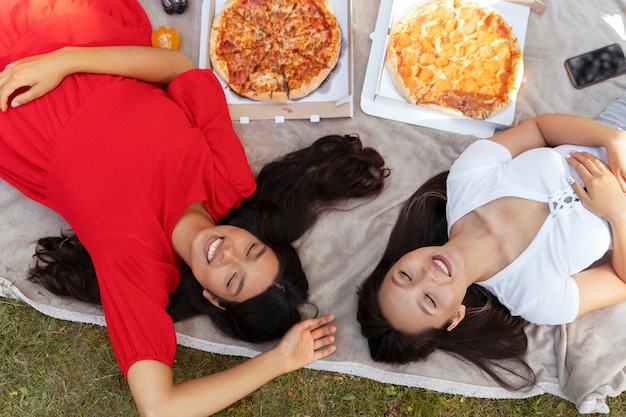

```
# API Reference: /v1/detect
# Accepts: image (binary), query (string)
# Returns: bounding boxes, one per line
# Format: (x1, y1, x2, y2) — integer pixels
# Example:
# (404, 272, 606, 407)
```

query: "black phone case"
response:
(564, 43, 626, 89)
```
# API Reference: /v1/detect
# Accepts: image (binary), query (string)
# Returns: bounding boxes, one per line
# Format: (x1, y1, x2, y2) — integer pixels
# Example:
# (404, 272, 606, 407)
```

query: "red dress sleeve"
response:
(166, 69, 256, 220)
(94, 247, 180, 377)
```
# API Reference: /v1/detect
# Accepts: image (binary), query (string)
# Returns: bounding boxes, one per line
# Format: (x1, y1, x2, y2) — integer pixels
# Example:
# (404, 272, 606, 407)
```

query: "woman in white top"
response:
(357, 93, 626, 388)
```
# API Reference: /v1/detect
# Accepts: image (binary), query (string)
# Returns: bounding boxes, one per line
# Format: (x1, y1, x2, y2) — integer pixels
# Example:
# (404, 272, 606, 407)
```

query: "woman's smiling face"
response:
(189, 225, 279, 305)
(377, 246, 467, 335)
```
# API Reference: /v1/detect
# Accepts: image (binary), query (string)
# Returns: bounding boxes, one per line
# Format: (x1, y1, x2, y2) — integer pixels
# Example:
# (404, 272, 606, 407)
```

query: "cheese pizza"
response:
(386, 0, 523, 120)
(209, 0, 341, 102)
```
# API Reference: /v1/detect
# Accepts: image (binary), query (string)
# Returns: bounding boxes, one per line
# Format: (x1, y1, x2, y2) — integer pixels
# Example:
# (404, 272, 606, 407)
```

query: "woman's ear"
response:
(446, 304, 466, 331)
(203, 289, 226, 310)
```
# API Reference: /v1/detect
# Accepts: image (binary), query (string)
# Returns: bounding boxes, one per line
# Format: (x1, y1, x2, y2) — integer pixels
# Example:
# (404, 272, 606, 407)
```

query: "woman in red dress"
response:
(0, 0, 388, 415)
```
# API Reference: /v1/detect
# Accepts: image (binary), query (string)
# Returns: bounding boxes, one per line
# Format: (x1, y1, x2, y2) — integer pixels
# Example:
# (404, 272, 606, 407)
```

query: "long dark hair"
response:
(356, 171, 534, 390)
(29, 134, 389, 343)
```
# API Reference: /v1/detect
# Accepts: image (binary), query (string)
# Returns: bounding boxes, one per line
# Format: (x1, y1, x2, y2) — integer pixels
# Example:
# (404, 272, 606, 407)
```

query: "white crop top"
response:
(446, 140, 611, 325)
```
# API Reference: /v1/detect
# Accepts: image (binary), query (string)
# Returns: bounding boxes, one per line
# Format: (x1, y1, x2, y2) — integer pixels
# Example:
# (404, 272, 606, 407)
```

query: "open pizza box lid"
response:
(198, 0, 353, 123)
(361, 0, 531, 138)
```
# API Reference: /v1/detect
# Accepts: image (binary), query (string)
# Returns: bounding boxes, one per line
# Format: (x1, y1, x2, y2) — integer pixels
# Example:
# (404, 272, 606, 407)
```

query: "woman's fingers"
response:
(311, 323, 336, 343)
(568, 151, 609, 178)
(274, 313, 337, 372)
(313, 313, 335, 327)
(0, 69, 15, 111)
(0, 65, 32, 111)
(295, 314, 334, 336)
(310, 315, 336, 358)
(0, 53, 66, 111)
(9, 85, 36, 108)
(313, 334, 336, 352)
(313, 339, 337, 360)
(567, 151, 626, 220)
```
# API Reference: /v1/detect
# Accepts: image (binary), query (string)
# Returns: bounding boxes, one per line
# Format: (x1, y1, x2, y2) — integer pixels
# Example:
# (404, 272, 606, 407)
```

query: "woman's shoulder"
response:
(480, 267, 580, 326)
(450, 139, 512, 177)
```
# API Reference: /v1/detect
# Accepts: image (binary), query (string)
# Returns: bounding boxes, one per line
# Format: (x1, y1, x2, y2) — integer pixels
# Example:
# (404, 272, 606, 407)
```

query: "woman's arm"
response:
(127, 315, 336, 417)
(490, 114, 626, 158)
(0, 46, 195, 111)
(490, 114, 626, 190)
(569, 151, 626, 278)
(568, 151, 626, 316)
(574, 263, 626, 317)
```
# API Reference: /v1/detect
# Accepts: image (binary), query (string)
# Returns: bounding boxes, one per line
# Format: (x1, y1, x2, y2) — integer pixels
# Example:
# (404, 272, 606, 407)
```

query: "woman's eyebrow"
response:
(255, 246, 267, 260)
(391, 274, 432, 316)
(234, 246, 268, 296)
(235, 278, 244, 296)
(391, 275, 404, 287)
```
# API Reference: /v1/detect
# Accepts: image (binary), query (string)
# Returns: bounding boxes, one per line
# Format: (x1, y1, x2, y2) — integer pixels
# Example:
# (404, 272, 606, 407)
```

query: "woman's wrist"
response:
(54, 46, 85, 77)
(262, 346, 293, 376)
(603, 127, 626, 151)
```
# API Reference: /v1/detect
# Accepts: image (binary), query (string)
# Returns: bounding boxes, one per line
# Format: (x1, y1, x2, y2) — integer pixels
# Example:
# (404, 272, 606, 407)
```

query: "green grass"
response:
(1, 298, 622, 416)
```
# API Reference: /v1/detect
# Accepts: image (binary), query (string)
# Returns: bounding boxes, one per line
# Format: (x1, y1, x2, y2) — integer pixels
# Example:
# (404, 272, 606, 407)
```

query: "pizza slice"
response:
(279, 0, 341, 49)
(281, 50, 330, 99)
(278, 0, 341, 70)
(279, 29, 340, 69)
(229, 0, 275, 37)
(210, 1, 271, 53)
(266, 0, 299, 32)
(211, 40, 272, 94)
(239, 44, 288, 101)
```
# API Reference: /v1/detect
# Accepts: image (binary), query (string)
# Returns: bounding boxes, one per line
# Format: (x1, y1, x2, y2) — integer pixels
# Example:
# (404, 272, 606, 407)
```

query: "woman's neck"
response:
(171, 201, 216, 264)
(448, 209, 515, 284)
(449, 197, 550, 283)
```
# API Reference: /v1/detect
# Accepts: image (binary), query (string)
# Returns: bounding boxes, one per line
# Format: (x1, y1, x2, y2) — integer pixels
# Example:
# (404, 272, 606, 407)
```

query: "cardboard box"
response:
(198, 0, 353, 123)
(361, 0, 530, 138)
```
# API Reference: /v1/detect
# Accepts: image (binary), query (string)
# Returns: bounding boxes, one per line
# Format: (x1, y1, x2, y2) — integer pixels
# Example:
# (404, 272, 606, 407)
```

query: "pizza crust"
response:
(385, 0, 523, 120)
(209, 0, 342, 102)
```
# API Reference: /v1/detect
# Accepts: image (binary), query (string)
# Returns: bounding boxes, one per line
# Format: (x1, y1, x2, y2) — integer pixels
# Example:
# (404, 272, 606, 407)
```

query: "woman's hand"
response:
(272, 314, 336, 374)
(570, 150, 626, 312)
(567, 151, 626, 223)
(0, 49, 68, 111)
(128, 314, 336, 417)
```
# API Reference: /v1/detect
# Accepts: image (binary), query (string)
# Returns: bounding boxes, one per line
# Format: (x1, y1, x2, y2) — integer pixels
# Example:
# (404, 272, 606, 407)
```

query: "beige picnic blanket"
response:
(3, 0, 626, 413)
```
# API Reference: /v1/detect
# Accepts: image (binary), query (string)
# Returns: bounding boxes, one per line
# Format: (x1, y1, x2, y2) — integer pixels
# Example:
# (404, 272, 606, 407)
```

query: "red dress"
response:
(1, 0, 256, 376)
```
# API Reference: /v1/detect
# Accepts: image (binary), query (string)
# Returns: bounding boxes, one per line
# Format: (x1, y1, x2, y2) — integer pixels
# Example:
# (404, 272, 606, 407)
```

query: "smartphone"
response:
(564, 43, 626, 88)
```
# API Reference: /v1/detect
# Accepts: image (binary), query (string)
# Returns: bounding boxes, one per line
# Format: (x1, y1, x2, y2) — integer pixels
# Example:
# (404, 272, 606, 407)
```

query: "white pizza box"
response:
(361, 0, 530, 138)
(199, 0, 353, 123)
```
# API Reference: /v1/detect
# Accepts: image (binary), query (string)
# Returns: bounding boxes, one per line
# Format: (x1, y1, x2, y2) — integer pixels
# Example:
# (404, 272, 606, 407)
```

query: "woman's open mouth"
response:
(206, 238, 223, 263)
(433, 256, 451, 276)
